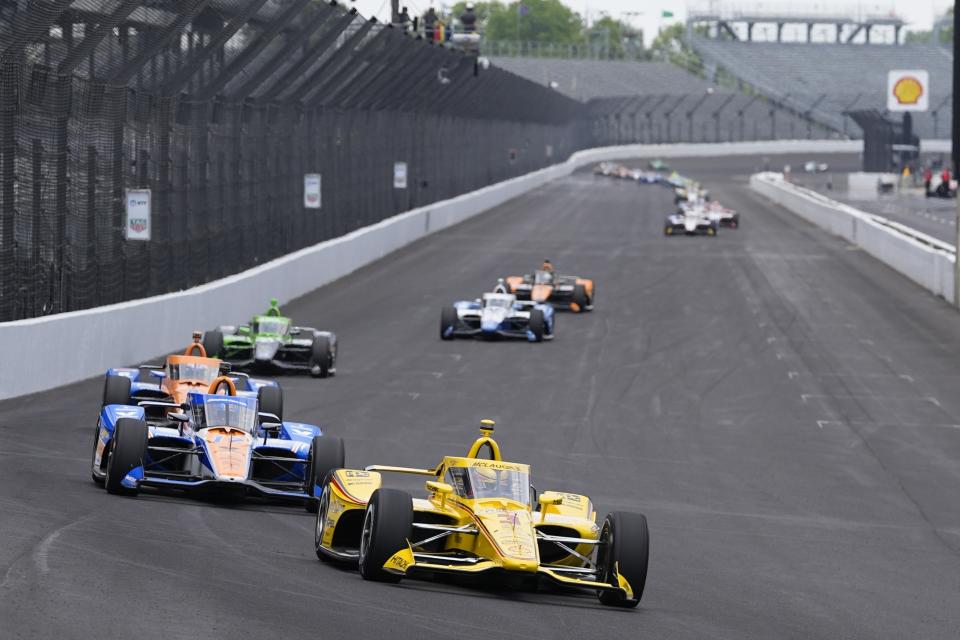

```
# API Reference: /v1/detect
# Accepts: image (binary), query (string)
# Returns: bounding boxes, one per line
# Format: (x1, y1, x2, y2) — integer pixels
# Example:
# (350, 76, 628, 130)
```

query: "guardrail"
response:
(750, 171, 955, 304)
(0, 139, 869, 400)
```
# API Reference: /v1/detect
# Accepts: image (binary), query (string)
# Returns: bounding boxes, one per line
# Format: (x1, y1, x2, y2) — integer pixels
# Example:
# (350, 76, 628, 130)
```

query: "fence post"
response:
(0, 60, 17, 320)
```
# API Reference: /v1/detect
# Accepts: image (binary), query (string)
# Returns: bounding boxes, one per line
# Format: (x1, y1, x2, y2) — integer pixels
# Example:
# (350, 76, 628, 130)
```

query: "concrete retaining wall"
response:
(750, 172, 955, 305)
(0, 139, 886, 399)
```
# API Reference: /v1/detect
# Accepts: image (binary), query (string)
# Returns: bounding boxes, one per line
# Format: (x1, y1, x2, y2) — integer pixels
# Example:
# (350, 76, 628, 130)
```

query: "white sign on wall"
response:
(304, 173, 322, 209)
(125, 189, 151, 241)
(393, 162, 408, 189)
(887, 70, 929, 112)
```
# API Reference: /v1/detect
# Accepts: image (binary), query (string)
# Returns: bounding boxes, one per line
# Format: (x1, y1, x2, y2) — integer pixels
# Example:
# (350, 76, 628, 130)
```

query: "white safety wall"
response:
(0, 139, 872, 399)
(750, 172, 955, 305)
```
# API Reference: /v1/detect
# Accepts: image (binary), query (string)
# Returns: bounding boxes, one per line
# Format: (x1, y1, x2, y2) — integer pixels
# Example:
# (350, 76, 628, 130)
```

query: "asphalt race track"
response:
(4, 153, 960, 639)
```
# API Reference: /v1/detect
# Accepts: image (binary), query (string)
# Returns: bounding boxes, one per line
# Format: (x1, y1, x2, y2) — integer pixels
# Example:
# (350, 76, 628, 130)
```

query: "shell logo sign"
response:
(887, 70, 929, 112)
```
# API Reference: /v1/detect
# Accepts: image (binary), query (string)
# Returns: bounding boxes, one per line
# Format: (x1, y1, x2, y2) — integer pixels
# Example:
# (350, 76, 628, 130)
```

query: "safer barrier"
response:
(750, 172, 955, 304)
(0, 139, 874, 399)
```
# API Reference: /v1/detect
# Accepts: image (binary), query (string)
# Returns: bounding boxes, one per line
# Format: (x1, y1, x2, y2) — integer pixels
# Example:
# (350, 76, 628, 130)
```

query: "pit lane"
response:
(2, 152, 960, 639)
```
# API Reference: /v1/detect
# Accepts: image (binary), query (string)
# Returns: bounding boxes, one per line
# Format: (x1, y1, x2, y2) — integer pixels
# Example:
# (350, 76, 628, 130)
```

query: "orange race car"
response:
(504, 260, 595, 312)
(100, 332, 284, 423)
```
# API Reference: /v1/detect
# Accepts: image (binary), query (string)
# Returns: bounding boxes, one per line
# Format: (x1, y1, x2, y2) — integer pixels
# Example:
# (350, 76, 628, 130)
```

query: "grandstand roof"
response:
(490, 58, 714, 101)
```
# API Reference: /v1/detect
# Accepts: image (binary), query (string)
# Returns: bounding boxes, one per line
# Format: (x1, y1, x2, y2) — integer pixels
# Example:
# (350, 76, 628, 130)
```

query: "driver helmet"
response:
(474, 467, 498, 492)
(493, 278, 508, 294)
(465, 2, 474, 9)
(266, 298, 282, 317)
(541, 259, 554, 271)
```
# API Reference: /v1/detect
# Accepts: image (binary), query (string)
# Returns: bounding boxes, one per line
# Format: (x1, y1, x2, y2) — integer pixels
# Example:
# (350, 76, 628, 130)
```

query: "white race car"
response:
(704, 201, 740, 229)
(440, 291, 555, 342)
(664, 205, 718, 236)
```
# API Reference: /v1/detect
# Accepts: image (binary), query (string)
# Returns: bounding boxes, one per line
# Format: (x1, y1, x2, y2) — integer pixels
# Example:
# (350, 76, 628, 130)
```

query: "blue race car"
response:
(440, 290, 555, 342)
(91, 375, 343, 510)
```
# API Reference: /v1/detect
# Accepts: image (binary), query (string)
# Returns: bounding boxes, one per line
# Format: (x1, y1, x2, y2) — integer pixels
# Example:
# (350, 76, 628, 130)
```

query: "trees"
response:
(650, 22, 704, 74)
(485, 0, 584, 44)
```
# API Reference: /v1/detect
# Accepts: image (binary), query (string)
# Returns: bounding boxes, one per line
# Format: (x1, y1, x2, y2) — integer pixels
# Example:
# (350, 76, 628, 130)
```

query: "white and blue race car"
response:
(91, 376, 343, 509)
(440, 291, 555, 342)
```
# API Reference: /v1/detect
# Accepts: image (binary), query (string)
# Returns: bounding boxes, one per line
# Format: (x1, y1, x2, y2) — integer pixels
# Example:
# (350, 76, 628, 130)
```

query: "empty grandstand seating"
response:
(691, 39, 953, 138)
(493, 56, 834, 143)
(490, 58, 714, 100)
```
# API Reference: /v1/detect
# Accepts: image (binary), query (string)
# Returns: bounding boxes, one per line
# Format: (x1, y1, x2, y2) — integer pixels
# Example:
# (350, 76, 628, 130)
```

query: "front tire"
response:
(440, 306, 458, 340)
(305, 436, 344, 513)
(596, 511, 649, 608)
(102, 375, 131, 407)
(358, 488, 413, 583)
(529, 308, 546, 342)
(104, 418, 148, 496)
(310, 335, 333, 378)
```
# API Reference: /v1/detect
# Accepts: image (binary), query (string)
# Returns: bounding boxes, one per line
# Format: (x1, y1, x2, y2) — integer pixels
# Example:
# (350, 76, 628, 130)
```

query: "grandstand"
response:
(489, 59, 713, 101)
(492, 57, 834, 143)
(686, 2, 953, 140)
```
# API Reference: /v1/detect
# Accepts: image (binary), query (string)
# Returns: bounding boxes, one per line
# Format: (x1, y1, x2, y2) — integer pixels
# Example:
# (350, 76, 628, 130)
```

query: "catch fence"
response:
(0, 0, 584, 320)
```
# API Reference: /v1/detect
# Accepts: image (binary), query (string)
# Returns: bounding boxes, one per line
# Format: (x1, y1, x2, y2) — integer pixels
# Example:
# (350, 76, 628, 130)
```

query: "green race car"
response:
(202, 299, 337, 378)
(648, 158, 670, 171)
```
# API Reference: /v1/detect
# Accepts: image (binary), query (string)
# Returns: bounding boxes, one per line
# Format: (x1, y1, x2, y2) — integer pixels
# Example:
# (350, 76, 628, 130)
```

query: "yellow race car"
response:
(312, 421, 649, 608)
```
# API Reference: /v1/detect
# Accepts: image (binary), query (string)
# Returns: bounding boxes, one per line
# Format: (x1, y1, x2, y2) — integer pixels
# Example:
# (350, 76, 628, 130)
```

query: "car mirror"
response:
(538, 493, 563, 507)
(426, 481, 453, 495)
(289, 328, 300, 336)
(261, 422, 282, 432)
(258, 412, 280, 424)
(168, 412, 189, 423)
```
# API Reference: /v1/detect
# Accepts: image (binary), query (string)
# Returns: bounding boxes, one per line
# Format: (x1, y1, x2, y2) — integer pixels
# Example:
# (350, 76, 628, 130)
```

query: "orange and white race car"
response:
(504, 261, 595, 312)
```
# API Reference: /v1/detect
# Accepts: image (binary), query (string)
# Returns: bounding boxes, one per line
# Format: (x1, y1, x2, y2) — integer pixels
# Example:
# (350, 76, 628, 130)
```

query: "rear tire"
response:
(529, 308, 546, 342)
(440, 306, 458, 340)
(572, 284, 588, 312)
(257, 385, 283, 423)
(597, 511, 649, 608)
(305, 436, 345, 513)
(358, 488, 413, 583)
(102, 375, 131, 407)
(310, 335, 333, 378)
(202, 329, 223, 358)
(104, 418, 148, 496)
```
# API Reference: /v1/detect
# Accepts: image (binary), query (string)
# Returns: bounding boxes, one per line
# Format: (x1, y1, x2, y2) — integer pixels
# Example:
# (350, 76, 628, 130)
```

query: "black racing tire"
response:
(305, 436, 345, 513)
(102, 375, 131, 408)
(358, 488, 414, 583)
(664, 226, 673, 236)
(529, 308, 546, 342)
(104, 418, 148, 496)
(597, 511, 649, 608)
(440, 306, 458, 340)
(257, 385, 283, 423)
(730, 214, 740, 229)
(314, 478, 334, 560)
(706, 225, 717, 237)
(572, 284, 588, 312)
(202, 329, 223, 358)
(310, 334, 333, 378)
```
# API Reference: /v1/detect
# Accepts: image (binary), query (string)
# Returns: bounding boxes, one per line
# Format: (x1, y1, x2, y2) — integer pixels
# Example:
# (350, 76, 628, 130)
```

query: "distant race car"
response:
(440, 290, 554, 342)
(92, 374, 344, 506)
(648, 158, 670, 171)
(505, 261, 594, 312)
(312, 420, 650, 608)
(705, 201, 740, 228)
(102, 334, 285, 423)
(665, 206, 718, 236)
(203, 299, 337, 378)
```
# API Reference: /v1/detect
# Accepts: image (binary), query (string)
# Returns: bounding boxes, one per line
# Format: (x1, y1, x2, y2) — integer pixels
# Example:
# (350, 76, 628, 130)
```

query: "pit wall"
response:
(750, 172, 955, 305)
(0, 139, 903, 399)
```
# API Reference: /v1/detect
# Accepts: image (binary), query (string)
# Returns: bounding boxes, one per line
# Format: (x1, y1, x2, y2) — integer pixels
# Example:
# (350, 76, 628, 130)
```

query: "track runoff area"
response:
(3, 152, 960, 639)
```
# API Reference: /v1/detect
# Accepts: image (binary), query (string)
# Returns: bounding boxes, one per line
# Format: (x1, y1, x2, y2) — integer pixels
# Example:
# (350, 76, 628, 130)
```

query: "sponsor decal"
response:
(887, 70, 929, 112)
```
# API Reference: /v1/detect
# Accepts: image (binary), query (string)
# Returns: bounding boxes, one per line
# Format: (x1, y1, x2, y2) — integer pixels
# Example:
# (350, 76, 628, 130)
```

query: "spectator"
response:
(923, 165, 933, 196)
(398, 6, 411, 31)
(423, 7, 438, 41)
(460, 2, 477, 33)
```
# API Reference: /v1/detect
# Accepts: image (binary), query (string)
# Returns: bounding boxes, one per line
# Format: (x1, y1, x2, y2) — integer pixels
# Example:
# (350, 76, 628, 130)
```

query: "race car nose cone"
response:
(254, 338, 280, 361)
